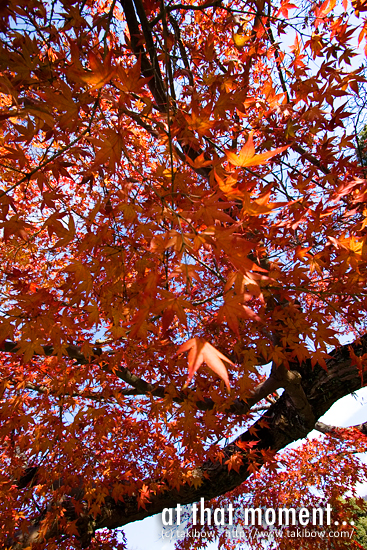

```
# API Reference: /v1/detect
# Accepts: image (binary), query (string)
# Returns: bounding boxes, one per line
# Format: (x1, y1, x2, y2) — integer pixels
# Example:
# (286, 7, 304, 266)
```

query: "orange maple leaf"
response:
(225, 452, 243, 473)
(65, 520, 80, 537)
(242, 190, 286, 216)
(226, 131, 288, 167)
(81, 52, 116, 90)
(176, 337, 233, 390)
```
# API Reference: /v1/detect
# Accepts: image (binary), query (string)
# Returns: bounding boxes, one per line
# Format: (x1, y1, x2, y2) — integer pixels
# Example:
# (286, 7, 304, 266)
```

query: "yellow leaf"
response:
(233, 28, 251, 49)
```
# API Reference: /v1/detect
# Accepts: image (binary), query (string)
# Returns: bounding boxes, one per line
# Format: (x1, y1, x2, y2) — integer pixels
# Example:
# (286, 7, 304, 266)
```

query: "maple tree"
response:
(1, 0, 367, 548)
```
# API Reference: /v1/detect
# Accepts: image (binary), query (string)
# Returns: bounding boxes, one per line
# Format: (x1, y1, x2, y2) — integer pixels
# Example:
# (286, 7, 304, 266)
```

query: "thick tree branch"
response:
(315, 420, 367, 437)
(132, 0, 167, 98)
(274, 363, 315, 430)
(8, 335, 367, 548)
(91, 335, 367, 527)
(119, 0, 167, 109)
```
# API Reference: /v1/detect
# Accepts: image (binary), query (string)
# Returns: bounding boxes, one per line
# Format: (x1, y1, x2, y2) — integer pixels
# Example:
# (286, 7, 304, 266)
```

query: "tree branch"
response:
(119, 0, 167, 110)
(0, 339, 308, 417)
(8, 335, 367, 547)
(315, 420, 367, 437)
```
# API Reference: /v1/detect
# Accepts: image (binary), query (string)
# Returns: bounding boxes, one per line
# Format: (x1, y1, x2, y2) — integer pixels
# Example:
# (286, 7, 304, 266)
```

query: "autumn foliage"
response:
(1, 0, 367, 548)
